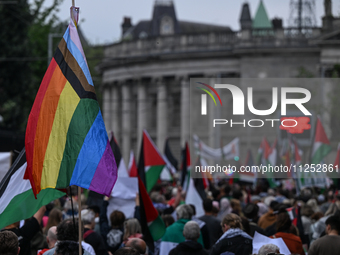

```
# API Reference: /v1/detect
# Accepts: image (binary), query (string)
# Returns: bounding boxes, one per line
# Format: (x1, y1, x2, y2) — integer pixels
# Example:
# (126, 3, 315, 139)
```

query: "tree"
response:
(0, 0, 64, 132)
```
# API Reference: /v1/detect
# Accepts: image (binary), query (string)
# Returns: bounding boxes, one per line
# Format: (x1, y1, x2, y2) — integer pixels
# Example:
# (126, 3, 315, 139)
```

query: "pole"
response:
(78, 186, 82, 255)
(72, 0, 75, 6)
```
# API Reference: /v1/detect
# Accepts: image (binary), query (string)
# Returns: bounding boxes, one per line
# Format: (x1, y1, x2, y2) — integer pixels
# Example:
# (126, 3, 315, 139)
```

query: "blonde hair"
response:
(222, 213, 243, 229)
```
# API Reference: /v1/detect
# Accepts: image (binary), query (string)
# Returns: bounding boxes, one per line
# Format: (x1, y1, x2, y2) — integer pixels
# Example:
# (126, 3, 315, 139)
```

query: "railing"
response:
(103, 27, 321, 59)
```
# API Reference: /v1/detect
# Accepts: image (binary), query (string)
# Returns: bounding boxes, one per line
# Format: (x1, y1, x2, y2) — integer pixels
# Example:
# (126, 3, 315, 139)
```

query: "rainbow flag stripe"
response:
(25, 15, 117, 197)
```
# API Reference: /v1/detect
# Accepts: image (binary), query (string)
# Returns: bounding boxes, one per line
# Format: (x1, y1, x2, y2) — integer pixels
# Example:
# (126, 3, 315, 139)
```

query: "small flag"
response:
(0, 149, 65, 230)
(24, 7, 117, 197)
(311, 117, 331, 164)
(138, 130, 166, 192)
(138, 176, 166, 252)
(240, 150, 257, 184)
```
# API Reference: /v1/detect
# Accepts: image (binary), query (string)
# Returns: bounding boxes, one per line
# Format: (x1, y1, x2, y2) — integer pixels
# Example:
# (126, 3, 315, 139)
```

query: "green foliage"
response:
(295, 66, 315, 78)
(0, 0, 64, 132)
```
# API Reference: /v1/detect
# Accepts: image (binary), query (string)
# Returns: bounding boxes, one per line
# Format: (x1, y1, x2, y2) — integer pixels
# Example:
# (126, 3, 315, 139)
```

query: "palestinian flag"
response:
(293, 138, 302, 167)
(110, 132, 128, 177)
(138, 130, 166, 192)
(128, 151, 138, 177)
(0, 149, 65, 230)
(240, 150, 257, 183)
(138, 176, 166, 251)
(256, 137, 271, 165)
(24, 7, 117, 197)
(311, 117, 331, 164)
(164, 138, 178, 173)
(180, 142, 191, 191)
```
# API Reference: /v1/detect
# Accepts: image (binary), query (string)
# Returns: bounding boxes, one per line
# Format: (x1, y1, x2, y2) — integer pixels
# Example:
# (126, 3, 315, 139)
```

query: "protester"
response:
(37, 226, 58, 255)
(88, 205, 101, 235)
(258, 243, 280, 255)
(100, 196, 126, 253)
(43, 218, 95, 255)
(54, 240, 80, 255)
(160, 204, 204, 255)
(209, 213, 252, 255)
(308, 215, 340, 255)
(242, 203, 266, 237)
(122, 218, 143, 245)
(258, 200, 278, 229)
(81, 209, 109, 255)
(125, 238, 147, 254)
(43, 208, 63, 235)
(230, 199, 242, 216)
(270, 211, 305, 255)
(169, 221, 208, 255)
(113, 247, 140, 255)
(161, 214, 175, 227)
(2, 206, 46, 255)
(0, 230, 20, 255)
(198, 198, 223, 248)
(309, 201, 340, 243)
(217, 197, 232, 221)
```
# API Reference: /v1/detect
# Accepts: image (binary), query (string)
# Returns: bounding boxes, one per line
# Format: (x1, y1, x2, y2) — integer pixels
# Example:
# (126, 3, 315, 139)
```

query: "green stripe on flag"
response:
(148, 215, 166, 241)
(145, 165, 164, 192)
(0, 188, 64, 230)
(311, 144, 332, 164)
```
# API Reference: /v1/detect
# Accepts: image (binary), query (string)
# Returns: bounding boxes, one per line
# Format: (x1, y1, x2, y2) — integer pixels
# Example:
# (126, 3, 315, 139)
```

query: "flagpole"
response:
(78, 186, 82, 255)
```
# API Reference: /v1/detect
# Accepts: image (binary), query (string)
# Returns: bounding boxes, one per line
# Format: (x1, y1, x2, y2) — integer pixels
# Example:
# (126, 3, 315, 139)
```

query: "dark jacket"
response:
(209, 235, 252, 255)
(169, 240, 208, 255)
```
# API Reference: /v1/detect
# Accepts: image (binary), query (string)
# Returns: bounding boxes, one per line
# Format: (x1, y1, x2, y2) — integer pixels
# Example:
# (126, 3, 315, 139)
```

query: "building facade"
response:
(98, 0, 340, 164)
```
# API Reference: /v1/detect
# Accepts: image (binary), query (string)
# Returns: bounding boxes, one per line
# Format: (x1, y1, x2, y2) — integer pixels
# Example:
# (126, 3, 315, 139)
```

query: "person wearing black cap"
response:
(243, 203, 266, 237)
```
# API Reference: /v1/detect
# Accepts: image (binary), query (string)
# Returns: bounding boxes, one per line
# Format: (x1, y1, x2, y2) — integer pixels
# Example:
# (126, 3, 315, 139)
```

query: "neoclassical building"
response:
(98, 0, 340, 163)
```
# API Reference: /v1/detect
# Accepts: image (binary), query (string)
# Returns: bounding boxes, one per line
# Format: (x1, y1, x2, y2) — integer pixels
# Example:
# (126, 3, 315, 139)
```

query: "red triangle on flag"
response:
(143, 131, 165, 166)
(128, 152, 138, 177)
(138, 176, 158, 223)
(263, 138, 271, 159)
(315, 118, 330, 144)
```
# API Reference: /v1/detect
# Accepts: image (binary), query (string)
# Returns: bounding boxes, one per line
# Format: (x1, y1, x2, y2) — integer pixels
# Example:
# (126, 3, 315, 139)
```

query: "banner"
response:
(193, 135, 239, 161)
(108, 177, 138, 221)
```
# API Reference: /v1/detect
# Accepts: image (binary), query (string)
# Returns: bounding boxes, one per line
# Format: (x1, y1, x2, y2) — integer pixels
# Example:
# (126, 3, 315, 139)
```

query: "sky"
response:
(37, 0, 340, 45)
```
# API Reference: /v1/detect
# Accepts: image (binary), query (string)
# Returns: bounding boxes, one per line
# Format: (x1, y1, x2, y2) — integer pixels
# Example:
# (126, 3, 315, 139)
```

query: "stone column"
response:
(180, 76, 190, 147)
(102, 85, 111, 132)
(121, 82, 131, 165)
(111, 83, 121, 139)
(137, 79, 147, 152)
(157, 78, 167, 151)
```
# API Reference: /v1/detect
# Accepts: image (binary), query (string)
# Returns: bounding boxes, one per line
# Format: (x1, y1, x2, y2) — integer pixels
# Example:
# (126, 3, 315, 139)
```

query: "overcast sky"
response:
(39, 0, 340, 45)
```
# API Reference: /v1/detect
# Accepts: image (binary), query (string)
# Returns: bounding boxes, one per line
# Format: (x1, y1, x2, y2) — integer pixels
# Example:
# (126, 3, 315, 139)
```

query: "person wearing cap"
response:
(243, 203, 266, 237)
(81, 209, 109, 255)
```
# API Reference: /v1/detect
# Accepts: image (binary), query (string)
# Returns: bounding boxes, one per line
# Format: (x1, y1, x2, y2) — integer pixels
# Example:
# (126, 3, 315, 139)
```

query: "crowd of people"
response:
(1, 179, 340, 255)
